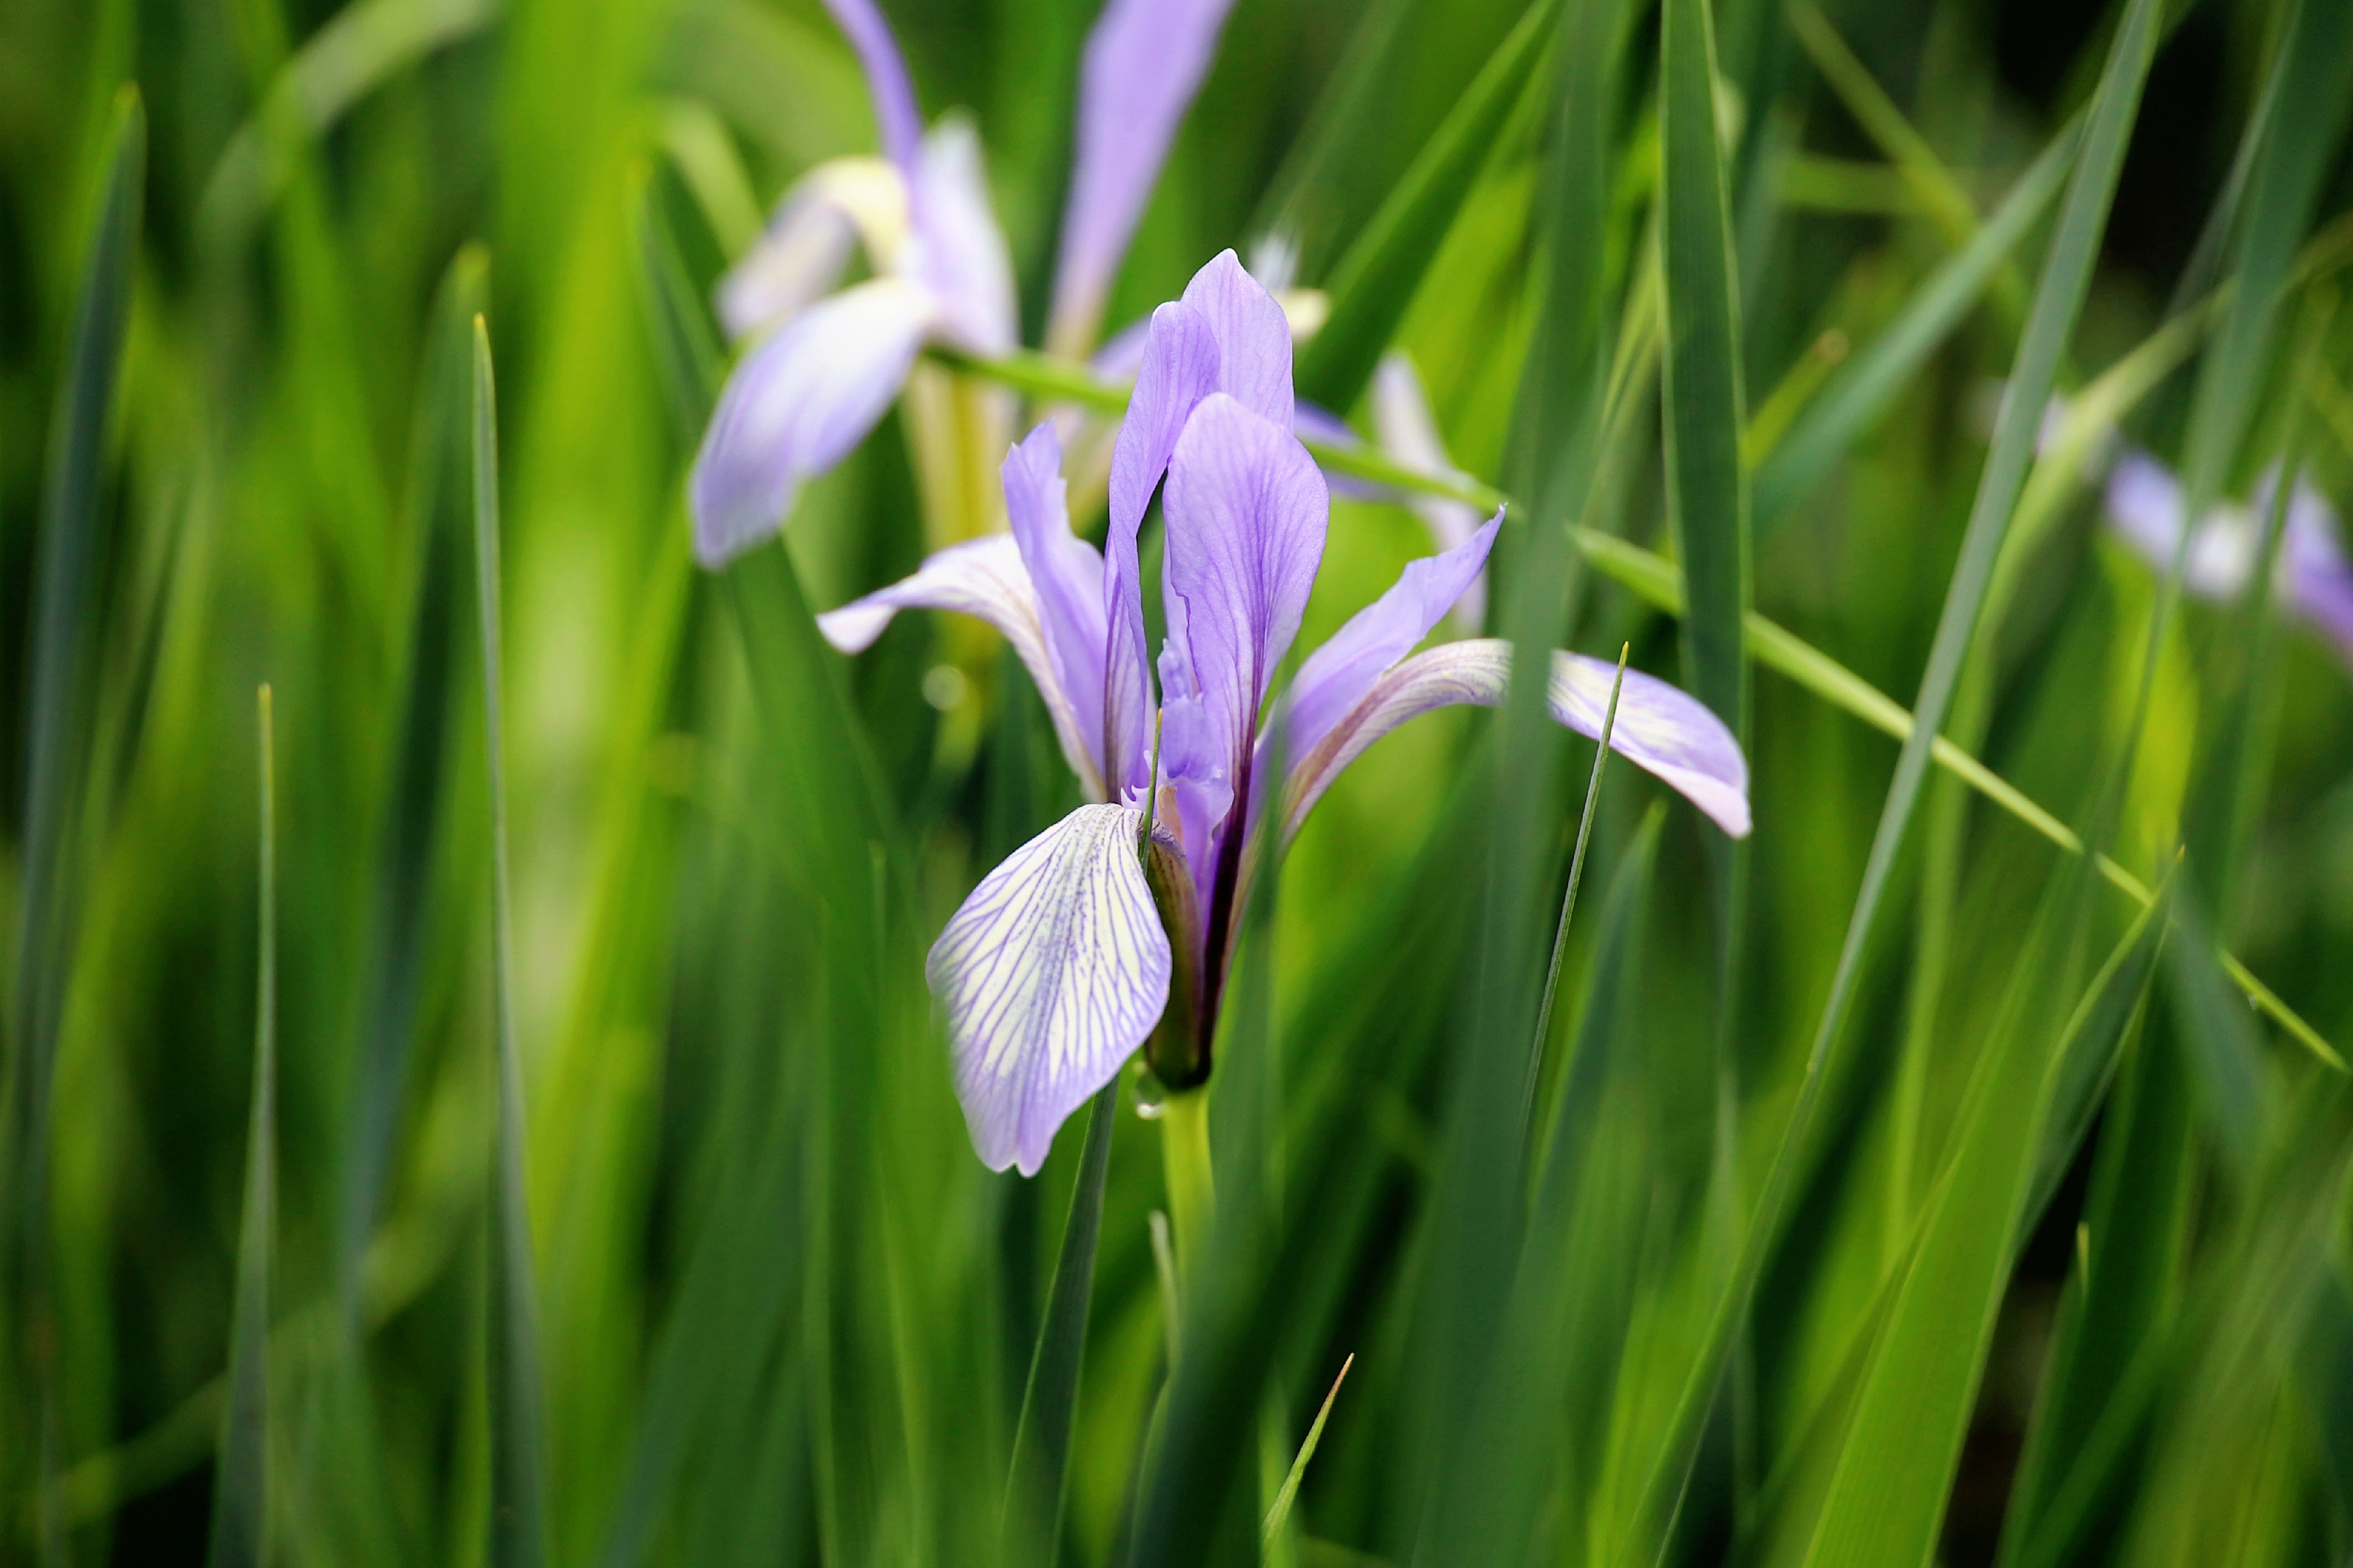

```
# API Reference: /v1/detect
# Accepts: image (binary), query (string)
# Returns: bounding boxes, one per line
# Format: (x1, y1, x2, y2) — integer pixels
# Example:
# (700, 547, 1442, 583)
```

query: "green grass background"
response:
(4, 0, 2353, 1563)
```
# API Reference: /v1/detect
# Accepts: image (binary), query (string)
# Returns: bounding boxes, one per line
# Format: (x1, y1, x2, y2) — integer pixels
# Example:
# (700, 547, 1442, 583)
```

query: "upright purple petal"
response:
(929, 804, 1170, 1176)
(1280, 640, 1752, 841)
(1159, 393, 1328, 894)
(1102, 301, 1215, 801)
(820, 0, 925, 176)
(1003, 423, 1109, 782)
(908, 119, 1018, 353)
(816, 535, 1104, 799)
(1046, 0, 1241, 356)
(692, 277, 935, 567)
(1371, 351, 1488, 632)
(1280, 510, 1501, 765)
(1176, 250, 1293, 427)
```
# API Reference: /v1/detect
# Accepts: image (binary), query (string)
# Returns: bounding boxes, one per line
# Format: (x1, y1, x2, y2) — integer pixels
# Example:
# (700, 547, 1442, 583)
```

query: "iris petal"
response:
(1281, 509, 1501, 766)
(1281, 640, 1753, 841)
(691, 277, 934, 567)
(820, 0, 926, 176)
(1371, 351, 1488, 632)
(717, 158, 909, 340)
(929, 804, 1171, 1177)
(816, 535, 1104, 799)
(1048, 0, 1240, 356)
(908, 118, 1019, 354)
(1003, 423, 1109, 780)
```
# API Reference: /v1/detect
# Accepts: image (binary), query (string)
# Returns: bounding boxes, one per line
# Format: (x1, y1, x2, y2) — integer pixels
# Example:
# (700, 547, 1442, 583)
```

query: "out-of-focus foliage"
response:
(4, 0, 2353, 1564)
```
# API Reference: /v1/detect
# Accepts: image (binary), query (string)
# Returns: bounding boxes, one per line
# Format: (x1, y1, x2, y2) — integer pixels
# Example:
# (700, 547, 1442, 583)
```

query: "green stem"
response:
(1159, 1090, 1215, 1285)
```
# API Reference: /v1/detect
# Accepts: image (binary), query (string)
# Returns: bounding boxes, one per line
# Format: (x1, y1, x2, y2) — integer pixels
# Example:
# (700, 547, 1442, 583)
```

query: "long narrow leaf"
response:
(207, 688, 278, 1568)
(473, 316, 552, 1568)
(1631, 0, 2163, 1551)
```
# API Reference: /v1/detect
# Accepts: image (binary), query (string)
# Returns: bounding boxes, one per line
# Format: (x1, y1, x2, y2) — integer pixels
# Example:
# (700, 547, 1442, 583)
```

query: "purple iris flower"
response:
(2104, 448, 2353, 669)
(692, 0, 1239, 568)
(820, 254, 1752, 1175)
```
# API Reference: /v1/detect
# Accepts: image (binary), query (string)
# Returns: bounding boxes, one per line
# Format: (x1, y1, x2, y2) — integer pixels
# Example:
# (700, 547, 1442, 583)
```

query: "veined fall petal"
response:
(929, 804, 1171, 1177)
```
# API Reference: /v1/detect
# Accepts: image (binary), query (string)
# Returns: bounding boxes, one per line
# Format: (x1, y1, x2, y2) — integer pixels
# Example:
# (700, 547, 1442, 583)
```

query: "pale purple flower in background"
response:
(2103, 449, 2353, 669)
(693, 0, 1239, 568)
(820, 254, 1750, 1175)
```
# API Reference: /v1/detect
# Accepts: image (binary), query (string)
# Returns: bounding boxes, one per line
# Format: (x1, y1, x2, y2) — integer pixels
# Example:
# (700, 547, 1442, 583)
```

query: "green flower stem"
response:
(1159, 1088, 1215, 1286)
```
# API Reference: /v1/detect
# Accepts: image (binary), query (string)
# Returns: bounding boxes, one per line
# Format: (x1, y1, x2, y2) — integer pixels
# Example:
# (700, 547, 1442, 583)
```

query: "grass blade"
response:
(1003, 1080, 1120, 1567)
(473, 315, 552, 1568)
(5, 84, 142, 1563)
(1294, 0, 1560, 413)
(1525, 645, 1628, 1140)
(1628, 0, 2163, 1550)
(1751, 119, 2082, 528)
(1260, 1355, 1353, 1548)
(340, 243, 490, 1299)
(207, 688, 278, 1568)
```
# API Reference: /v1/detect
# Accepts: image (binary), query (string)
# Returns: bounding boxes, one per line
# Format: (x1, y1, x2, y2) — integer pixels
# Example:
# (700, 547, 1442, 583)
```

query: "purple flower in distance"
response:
(692, 0, 1239, 568)
(820, 254, 1751, 1175)
(2104, 448, 2353, 669)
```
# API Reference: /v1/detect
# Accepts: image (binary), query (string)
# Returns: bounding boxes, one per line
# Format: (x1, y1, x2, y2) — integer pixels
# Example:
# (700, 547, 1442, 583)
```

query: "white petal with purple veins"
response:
(930, 804, 1170, 1177)
(816, 535, 1104, 800)
(691, 277, 936, 567)
(1281, 640, 1751, 840)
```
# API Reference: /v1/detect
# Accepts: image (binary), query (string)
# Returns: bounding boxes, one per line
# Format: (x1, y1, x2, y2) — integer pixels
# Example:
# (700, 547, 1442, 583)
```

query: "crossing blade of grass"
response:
(340, 243, 489, 1301)
(1795, 850, 2159, 1565)
(1524, 645, 1629, 1137)
(207, 688, 278, 1568)
(473, 317, 552, 1568)
(1004, 1081, 1119, 1567)
(1294, 0, 1561, 413)
(1750, 118, 2082, 528)
(1260, 1355, 1353, 1549)
(1628, 0, 2162, 1553)
(1659, 0, 1755, 1513)
(632, 161, 726, 441)
(5, 85, 140, 1564)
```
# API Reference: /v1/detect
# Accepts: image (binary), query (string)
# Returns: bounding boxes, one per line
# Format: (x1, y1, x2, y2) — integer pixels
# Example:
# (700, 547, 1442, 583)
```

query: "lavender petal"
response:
(929, 804, 1170, 1177)
(1046, 0, 1240, 356)
(1003, 422, 1109, 780)
(1371, 351, 1487, 631)
(908, 118, 1018, 354)
(1159, 393, 1327, 875)
(1281, 640, 1752, 841)
(820, 0, 926, 176)
(817, 534, 1104, 799)
(1279, 509, 1501, 765)
(691, 277, 934, 568)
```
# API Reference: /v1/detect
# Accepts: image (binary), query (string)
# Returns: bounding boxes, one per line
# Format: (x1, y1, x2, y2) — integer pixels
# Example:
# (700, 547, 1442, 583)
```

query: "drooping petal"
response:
(1046, 0, 1241, 356)
(1371, 351, 1488, 632)
(929, 804, 1170, 1177)
(816, 535, 1104, 799)
(1280, 509, 1501, 765)
(820, 0, 925, 176)
(1003, 422, 1109, 780)
(1281, 640, 1752, 841)
(717, 158, 910, 339)
(1159, 393, 1328, 892)
(692, 277, 936, 567)
(908, 118, 1018, 354)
